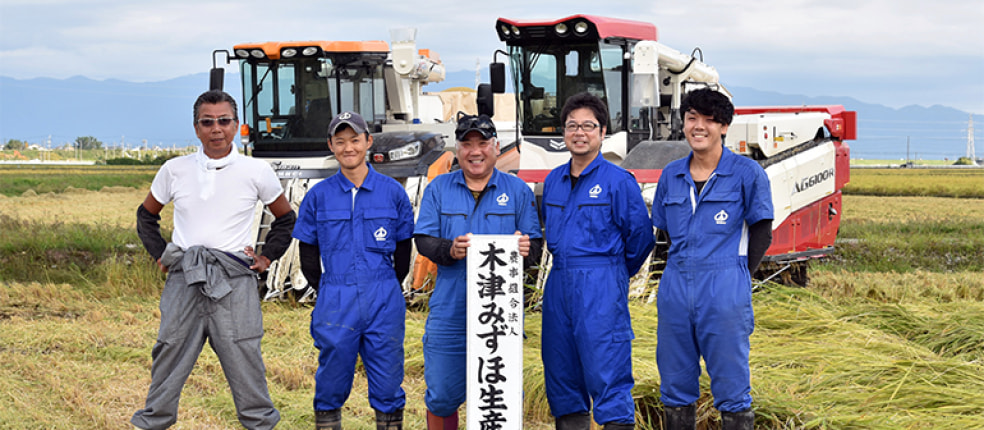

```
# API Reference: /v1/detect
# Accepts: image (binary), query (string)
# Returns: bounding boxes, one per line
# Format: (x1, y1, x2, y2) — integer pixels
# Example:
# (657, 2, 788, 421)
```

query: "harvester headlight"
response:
(555, 23, 568, 35)
(574, 21, 589, 35)
(302, 47, 319, 56)
(511, 25, 520, 36)
(388, 140, 421, 161)
(500, 24, 511, 37)
(234, 49, 250, 58)
(250, 49, 265, 58)
(282, 48, 298, 58)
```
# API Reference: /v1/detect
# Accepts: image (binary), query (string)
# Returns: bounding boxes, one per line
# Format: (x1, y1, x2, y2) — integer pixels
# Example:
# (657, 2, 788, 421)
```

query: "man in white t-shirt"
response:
(131, 90, 295, 430)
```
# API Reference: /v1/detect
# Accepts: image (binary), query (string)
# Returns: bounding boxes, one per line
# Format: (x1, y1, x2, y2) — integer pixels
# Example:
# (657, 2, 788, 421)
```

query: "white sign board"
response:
(466, 234, 524, 429)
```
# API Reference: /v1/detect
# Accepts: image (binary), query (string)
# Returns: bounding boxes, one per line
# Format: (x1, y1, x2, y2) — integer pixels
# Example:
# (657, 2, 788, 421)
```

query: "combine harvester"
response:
(482, 15, 856, 287)
(209, 29, 457, 300)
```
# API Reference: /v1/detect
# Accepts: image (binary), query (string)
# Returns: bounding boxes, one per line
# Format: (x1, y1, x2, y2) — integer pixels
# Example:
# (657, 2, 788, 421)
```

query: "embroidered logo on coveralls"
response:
(496, 193, 510, 206)
(714, 210, 729, 225)
(374, 226, 388, 241)
(589, 184, 603, 198)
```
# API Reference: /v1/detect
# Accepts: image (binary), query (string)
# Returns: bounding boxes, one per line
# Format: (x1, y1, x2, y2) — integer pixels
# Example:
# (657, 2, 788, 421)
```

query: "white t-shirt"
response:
(150, 148, 283, 253)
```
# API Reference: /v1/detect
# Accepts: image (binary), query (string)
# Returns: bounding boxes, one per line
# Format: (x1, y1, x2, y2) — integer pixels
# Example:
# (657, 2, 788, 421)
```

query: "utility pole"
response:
(475, 58, 481, 90)
(967, 115, 976, 161)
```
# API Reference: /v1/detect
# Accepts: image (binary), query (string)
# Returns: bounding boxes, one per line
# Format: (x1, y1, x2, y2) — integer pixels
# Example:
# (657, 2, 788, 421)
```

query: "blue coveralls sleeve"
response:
(517, 184, 543, 239)
(292, 188, 318, 245)
(744, 167, 774, 225)
(651, 171, 670, 232)
(615, 173, 656, 276)
(395, 188, 415, 242)
(414, 176, 441, 237)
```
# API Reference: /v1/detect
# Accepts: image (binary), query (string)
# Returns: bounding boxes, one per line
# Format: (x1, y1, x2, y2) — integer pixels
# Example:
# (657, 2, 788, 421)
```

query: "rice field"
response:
(1, 166, 983, 429)
(843, 168, 984, 198)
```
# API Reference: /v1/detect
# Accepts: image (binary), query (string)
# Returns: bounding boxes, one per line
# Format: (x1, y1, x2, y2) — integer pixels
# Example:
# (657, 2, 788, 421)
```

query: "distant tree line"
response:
(3, 136, 104, 150)
(104, 153, 182, 165)
(4, 139, 26, 150)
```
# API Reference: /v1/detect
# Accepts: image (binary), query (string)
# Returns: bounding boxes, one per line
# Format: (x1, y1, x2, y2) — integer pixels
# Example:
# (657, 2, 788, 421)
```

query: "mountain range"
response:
(1, 71, 980, 161)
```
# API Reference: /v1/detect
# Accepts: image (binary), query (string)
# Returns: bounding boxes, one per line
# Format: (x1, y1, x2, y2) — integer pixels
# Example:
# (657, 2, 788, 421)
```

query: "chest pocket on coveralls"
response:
(576, 200, 613, 248)
(364, 208, 399, 253)
(661, 194, 690, 239)
(485, 209, 517, 233)
(317, 209, 351, 251)
(542, 199, 566, 242)
(700, 190, 741, 235)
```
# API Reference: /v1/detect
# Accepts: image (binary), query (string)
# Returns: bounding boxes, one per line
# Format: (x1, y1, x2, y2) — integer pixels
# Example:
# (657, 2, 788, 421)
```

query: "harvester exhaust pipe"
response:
(209, 50, 231, 91)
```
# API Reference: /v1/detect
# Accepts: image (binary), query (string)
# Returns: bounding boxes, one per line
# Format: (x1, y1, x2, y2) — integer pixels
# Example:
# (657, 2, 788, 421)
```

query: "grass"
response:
(843, 168, 984, 199)
(819, 195, 984, 273)
(2, 168, 983, 429)
(0, 164, 158, 197)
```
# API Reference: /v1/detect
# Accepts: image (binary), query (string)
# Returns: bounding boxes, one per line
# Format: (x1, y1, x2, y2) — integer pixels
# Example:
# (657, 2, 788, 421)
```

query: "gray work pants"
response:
(131, 248, 279, 429)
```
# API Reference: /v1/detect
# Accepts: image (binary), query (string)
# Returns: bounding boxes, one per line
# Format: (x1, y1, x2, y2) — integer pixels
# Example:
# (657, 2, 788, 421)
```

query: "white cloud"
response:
(0, 0, 981, 112)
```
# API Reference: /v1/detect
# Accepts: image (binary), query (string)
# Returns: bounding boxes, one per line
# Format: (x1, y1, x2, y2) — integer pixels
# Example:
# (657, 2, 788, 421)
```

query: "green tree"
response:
(954, 157, 975, 166)
(74, 136, 103, 150)
(4, 139, 26, 150)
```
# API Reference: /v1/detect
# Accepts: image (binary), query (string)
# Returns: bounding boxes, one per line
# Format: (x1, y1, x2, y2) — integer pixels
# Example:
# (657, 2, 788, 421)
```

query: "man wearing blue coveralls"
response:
(540, 92, 655, 430)
(292, 111, 415, 430)
(413, 113, 543, 430)
(651, 89, 773, 430)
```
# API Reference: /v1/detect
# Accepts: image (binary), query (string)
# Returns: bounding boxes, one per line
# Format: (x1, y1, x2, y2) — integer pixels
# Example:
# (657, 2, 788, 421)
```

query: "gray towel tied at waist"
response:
(160, 243, 256, 300)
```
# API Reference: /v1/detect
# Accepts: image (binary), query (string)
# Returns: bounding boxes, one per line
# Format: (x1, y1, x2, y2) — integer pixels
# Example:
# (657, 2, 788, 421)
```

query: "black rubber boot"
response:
(375, 408, 403, 430)
(555, 412, 591, 430)
(315, 409, 341, 430)
(721, 409, 755, 430)
(602, 422, 635, 429)
(663, 403, 696, 430)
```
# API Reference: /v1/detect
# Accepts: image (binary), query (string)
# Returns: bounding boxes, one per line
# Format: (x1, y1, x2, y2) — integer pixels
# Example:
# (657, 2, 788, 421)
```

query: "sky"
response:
(1, 0, 982, 114)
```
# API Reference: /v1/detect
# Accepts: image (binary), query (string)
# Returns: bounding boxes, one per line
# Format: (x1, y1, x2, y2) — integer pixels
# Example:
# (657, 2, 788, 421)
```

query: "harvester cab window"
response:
(526, 53, 558, 133)
(250, 63, 293, 140)
(333, 65, 385, 131)
(599, 44, 626, 134)
(512, 42, 617, 136)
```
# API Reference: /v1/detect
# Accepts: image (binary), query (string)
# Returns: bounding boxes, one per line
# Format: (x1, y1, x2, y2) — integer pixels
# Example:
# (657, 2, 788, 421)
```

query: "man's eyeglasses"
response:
(564, 122, 599, 133)
(196, 117, 236, 127)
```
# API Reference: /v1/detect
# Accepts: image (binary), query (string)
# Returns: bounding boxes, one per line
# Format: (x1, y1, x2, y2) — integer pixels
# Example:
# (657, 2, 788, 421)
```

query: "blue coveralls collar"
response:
(561, 153, 605, 181)
(331, 163, 380, 193)
(449, 167, 506, 191)
(675, 144, 739, 181)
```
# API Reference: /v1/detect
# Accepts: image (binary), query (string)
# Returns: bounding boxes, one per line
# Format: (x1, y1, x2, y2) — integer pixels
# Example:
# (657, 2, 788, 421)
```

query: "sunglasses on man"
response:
(196, 117, 237, 127)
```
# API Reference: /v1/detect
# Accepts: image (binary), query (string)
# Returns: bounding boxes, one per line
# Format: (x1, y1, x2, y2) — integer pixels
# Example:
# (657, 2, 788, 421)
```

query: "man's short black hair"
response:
(680, 88, 734, 126)
(193, 90, 238, 123)
(560, 92, 609, 130)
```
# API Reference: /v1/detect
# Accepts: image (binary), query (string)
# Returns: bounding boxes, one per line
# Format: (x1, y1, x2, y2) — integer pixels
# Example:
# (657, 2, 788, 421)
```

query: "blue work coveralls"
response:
(651, 146, 773, 413)
(413, 168, 541, 417)
(540, 155, 655, 425)
(292, 165, 414, 413)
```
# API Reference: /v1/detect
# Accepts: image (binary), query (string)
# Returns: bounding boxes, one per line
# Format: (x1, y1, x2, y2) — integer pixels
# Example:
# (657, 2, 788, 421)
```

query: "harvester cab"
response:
(490, 15, 726, 171)
(209, 30, 457, 300)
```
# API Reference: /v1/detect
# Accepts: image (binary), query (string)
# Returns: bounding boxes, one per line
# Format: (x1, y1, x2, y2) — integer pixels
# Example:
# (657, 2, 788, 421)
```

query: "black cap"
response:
(328, 111, 369, 136)
(454, 112, 496, 141)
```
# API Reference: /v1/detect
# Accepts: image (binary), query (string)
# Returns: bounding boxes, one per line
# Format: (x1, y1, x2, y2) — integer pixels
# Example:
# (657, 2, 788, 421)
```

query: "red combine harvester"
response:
(481, 15, 857, 285)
